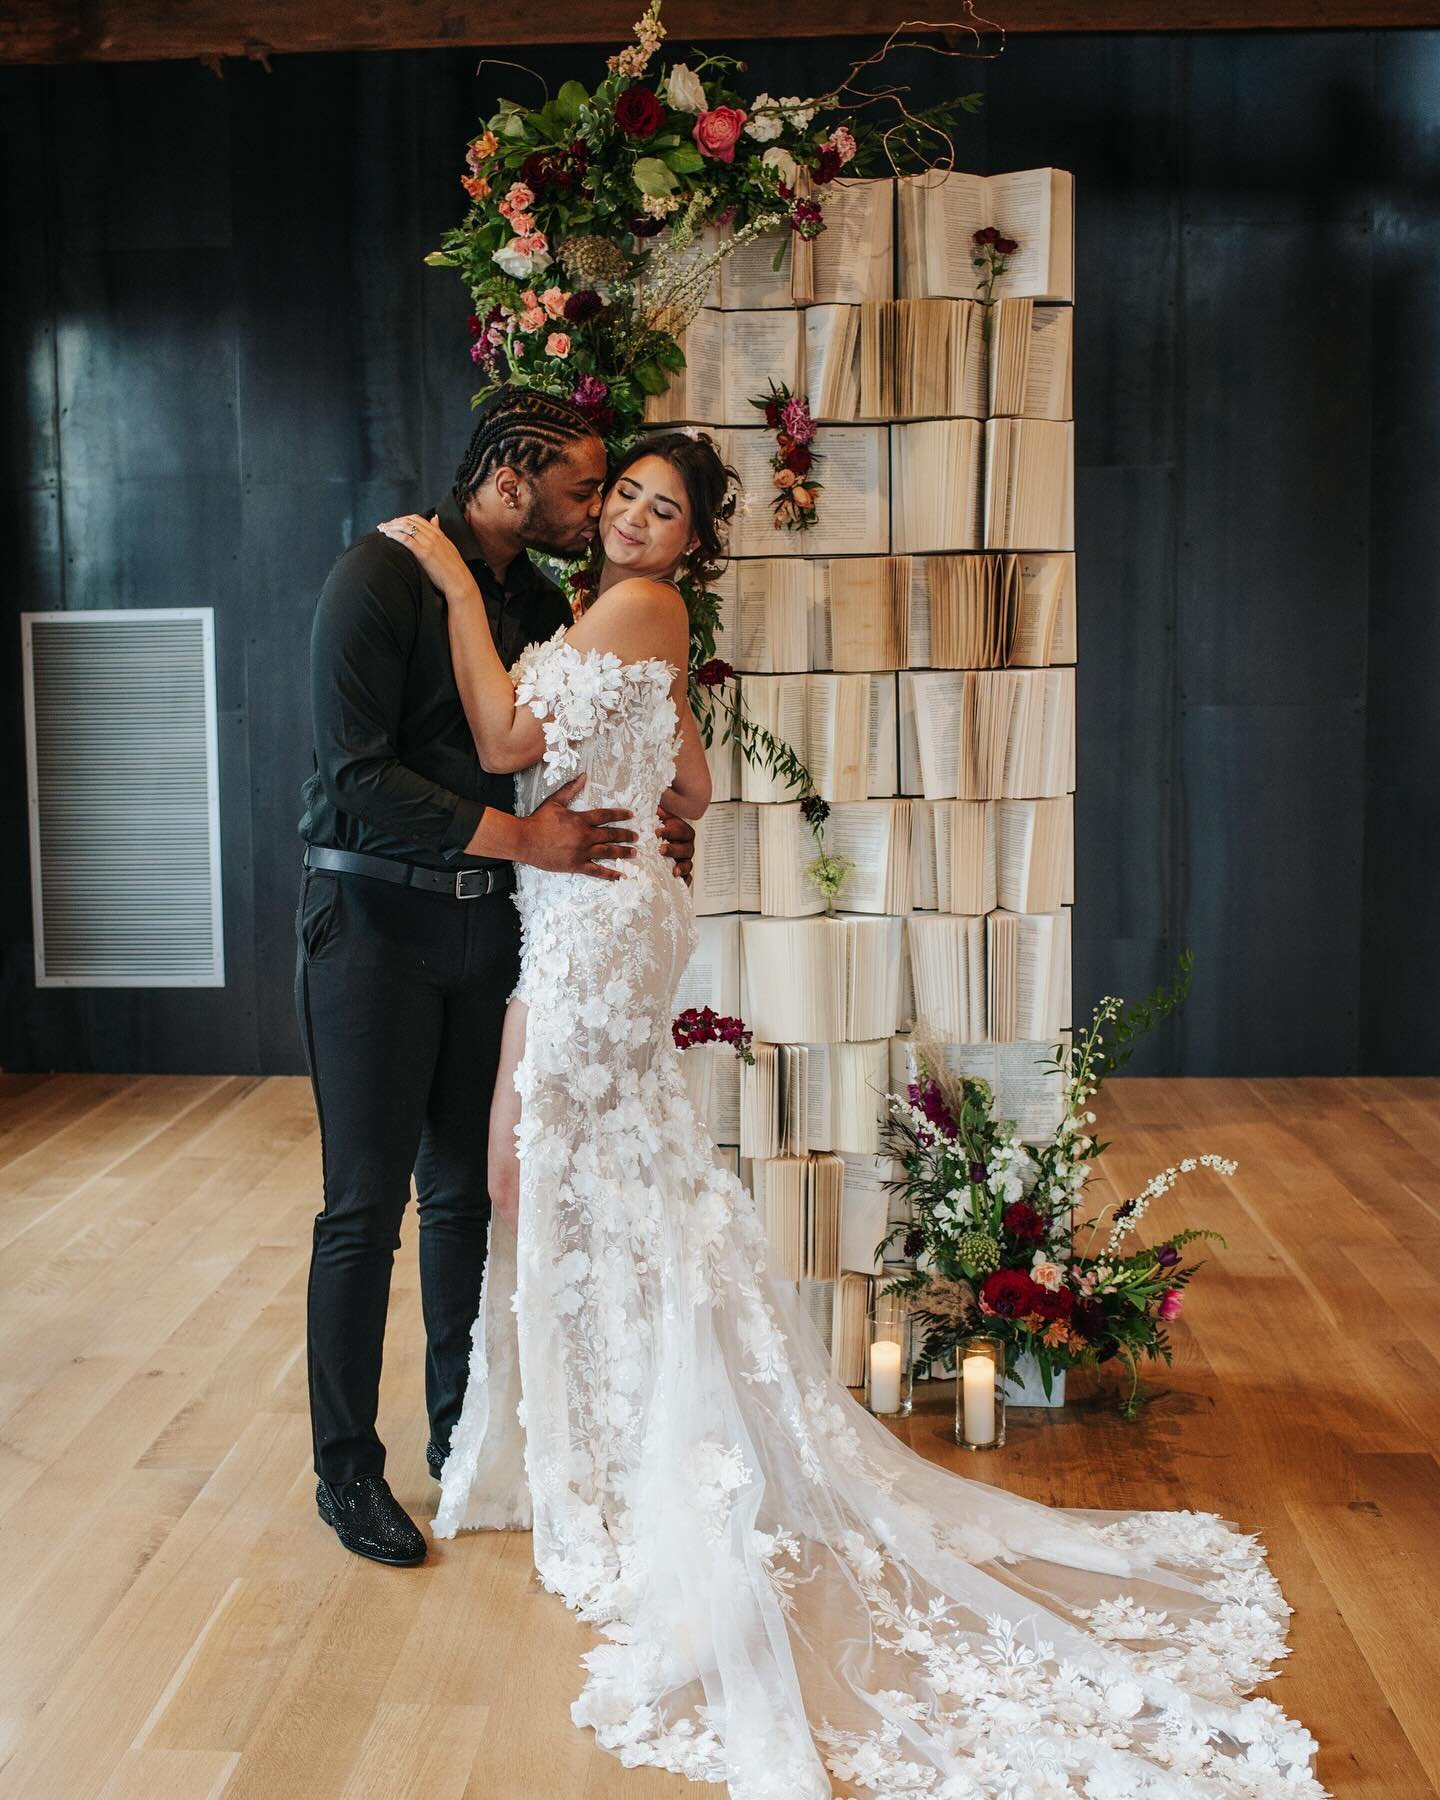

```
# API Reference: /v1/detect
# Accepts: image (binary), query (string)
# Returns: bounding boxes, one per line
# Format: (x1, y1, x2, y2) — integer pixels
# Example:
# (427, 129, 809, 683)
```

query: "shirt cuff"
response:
(441, 796, 487, 855)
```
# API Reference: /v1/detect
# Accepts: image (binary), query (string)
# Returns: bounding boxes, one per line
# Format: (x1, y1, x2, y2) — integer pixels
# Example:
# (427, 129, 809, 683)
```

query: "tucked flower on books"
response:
(789, 197, 825, 239)
(696, 657, 734, 688)
(799, 793, 829, 827)
(751, 380, 824, 532)
(672, 1005, 755, 1065)
(972, 224, 1021, 305)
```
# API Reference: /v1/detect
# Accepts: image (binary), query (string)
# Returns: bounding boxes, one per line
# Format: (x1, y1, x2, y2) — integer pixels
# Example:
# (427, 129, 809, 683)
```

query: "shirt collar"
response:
(435, 491, 548, 599)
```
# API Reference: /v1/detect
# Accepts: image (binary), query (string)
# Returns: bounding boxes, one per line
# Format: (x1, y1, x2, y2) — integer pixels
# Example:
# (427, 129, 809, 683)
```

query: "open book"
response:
(983, 418, 1075, 550)
(988, 299, 1073, 420)
(741, 914, 904, 1042)
(891, 421, 984, 553)
(643, 303, 890, 426)
(898, 668, 1076, 801)
(737, 672, 897, 804)
(710, 556, 918, 674)
(986, 907, 1072, 1042)
(898, 167, 1074, 304)
(699, 676, 741, 802)
(703, 178, 895, 309)
(718, 426, 891, 558)
(753, 799, 913, 917)
(740, 1039, 889, 1157)
(889, 1034, 1071, 1145)
(752, 1153, 845, 1280)
(905, 914, 987, 1042)
(912, 552, 1077, 669)
(692, 800, 761, 916)
(909, 796, 1073, 915)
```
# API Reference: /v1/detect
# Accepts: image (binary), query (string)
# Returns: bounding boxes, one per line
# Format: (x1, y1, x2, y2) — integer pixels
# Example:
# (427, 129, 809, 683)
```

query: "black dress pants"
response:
(295, 865, 519, 1485)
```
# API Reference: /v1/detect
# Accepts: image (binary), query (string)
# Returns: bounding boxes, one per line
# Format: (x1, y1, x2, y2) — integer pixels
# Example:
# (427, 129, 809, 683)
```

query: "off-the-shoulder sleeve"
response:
(510, 630, 626, 779)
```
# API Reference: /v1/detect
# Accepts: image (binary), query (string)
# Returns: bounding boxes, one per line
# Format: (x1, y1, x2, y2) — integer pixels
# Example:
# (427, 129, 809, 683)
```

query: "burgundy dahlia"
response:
(563, 289, 603, 324)
(979, 1268, 1044, 1318)
(696, 658, 734, 687)
(1001, 1201, 1046, 1245)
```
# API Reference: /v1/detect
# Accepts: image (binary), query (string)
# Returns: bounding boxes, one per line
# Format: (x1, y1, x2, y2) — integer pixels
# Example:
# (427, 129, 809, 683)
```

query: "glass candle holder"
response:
(866, 1290, 915, 1417)
(955, 1333, 1006, 1450)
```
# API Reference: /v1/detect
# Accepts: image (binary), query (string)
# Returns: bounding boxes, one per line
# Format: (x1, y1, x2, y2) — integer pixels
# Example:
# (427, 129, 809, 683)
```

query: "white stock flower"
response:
(665, 61, 706, 112)
(744, 94, 783, 142)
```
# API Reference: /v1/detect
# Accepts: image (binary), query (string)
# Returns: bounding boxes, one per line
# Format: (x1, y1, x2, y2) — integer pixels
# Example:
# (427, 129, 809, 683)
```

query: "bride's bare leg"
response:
(488, 1000, 527, 1234)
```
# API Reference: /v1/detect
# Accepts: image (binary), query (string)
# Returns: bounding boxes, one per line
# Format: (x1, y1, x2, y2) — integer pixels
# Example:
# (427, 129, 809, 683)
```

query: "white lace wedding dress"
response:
(434, 628, 1327, 1800)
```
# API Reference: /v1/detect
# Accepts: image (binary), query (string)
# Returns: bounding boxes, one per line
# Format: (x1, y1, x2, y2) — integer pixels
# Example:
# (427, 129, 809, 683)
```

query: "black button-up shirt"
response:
(299, 492, 571, 869)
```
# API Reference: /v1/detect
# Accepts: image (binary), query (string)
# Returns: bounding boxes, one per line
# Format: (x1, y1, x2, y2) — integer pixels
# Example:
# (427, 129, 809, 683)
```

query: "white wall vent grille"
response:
(22, 609, 225, 987)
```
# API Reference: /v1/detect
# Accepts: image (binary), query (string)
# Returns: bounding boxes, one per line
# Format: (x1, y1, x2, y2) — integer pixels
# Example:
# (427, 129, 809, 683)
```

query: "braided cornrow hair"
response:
(451, 387, 601, 506)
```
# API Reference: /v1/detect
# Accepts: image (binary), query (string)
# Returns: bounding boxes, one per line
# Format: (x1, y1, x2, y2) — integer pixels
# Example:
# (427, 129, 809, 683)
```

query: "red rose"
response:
(783, 444, 812, 475)
(614, 85, 664, 137)
(697, 658, 734, 687)
(812, 145, 843, 185)
(979, 1268, 1044, 1318)
(1002, 1201, 1046, 1245)
(994, 235, 1019, 255)
(693, 105, 747, 164)
(1033, 1286, 1074, 1324)
(973, 225, 1000, 246)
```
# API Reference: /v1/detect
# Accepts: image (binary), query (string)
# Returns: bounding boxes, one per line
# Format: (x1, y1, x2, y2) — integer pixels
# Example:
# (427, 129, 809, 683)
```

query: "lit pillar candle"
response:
(870, 1340, 902, 1414)
(961, 1352, 997, 1444)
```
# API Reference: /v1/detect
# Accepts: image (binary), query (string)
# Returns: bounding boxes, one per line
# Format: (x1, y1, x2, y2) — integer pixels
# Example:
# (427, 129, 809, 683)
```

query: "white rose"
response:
(492, 242, 539, 279)
(761, 144, 798, 186)
(744, 94, 783, 143)
(665, 61, 706, 113)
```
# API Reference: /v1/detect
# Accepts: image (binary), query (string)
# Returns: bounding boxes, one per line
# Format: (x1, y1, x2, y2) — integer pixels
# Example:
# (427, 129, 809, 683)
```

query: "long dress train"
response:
(434, 628, 1327, 1800)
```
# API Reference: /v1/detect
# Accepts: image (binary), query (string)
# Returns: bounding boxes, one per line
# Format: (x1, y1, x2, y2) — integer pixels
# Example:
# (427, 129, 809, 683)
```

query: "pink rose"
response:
(1158, 1288, 1184, 1321)
(540, 286, 567, 318)
(545, 331, 572, 358)
(693, 105, 748, 164)
(504, 182, 535, 211)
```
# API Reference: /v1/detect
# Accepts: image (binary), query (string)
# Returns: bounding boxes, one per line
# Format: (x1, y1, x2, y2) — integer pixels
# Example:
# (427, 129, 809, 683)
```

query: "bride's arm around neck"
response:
(569, 578, 711, 820)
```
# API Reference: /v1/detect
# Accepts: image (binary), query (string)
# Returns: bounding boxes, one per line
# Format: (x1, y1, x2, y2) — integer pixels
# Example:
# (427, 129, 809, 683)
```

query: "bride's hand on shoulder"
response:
(377, 514, 475, 600)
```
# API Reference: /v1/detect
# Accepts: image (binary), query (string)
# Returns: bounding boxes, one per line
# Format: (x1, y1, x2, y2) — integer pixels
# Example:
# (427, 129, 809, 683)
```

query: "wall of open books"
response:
(666, 167, 1077, 1385)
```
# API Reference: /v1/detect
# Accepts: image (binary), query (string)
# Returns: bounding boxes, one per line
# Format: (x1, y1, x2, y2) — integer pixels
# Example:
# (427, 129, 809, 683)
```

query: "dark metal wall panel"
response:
(1361, 34, 1440, 1071)
(1179, 702, 1367, 1074)
(0, 33, 1434, 1077)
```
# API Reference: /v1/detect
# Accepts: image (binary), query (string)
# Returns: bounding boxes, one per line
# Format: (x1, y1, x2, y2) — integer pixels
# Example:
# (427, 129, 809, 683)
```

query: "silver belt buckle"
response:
(454, 868, 491, 900)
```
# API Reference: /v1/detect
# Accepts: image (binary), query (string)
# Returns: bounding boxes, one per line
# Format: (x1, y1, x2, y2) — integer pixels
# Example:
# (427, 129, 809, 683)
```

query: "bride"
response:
(378, 433, 1325, 1799)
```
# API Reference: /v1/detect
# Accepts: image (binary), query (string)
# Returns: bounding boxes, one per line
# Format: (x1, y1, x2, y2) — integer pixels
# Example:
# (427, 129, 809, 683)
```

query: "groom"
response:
(297, 388, 695, 1566)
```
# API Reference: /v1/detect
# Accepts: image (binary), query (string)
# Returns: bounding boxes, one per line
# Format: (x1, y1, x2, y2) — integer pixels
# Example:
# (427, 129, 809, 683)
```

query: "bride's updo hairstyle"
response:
(606, 430, 740, 588)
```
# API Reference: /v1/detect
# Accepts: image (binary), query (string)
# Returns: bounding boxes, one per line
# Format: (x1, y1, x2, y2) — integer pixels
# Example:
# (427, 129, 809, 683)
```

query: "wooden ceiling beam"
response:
(3, 0, 1439, 65)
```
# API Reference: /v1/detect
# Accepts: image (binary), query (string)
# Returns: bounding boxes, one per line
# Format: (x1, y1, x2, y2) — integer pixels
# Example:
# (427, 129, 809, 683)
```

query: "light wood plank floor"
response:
(0, 1072, 1436, 1798)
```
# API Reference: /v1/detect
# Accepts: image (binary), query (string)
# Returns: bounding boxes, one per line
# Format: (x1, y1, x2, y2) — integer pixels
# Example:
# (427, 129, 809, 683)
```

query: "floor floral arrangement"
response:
(880, 951, 1234, 1418)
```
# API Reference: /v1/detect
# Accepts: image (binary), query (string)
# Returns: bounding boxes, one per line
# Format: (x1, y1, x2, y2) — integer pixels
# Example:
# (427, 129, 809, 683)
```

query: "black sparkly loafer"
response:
(316, 1475, 427, 1566)
(426, 1439, 447, 1483)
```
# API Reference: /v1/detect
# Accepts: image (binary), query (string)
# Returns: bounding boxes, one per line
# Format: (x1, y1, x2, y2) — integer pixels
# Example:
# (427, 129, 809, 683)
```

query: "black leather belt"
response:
(304, 844, 516, 900)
